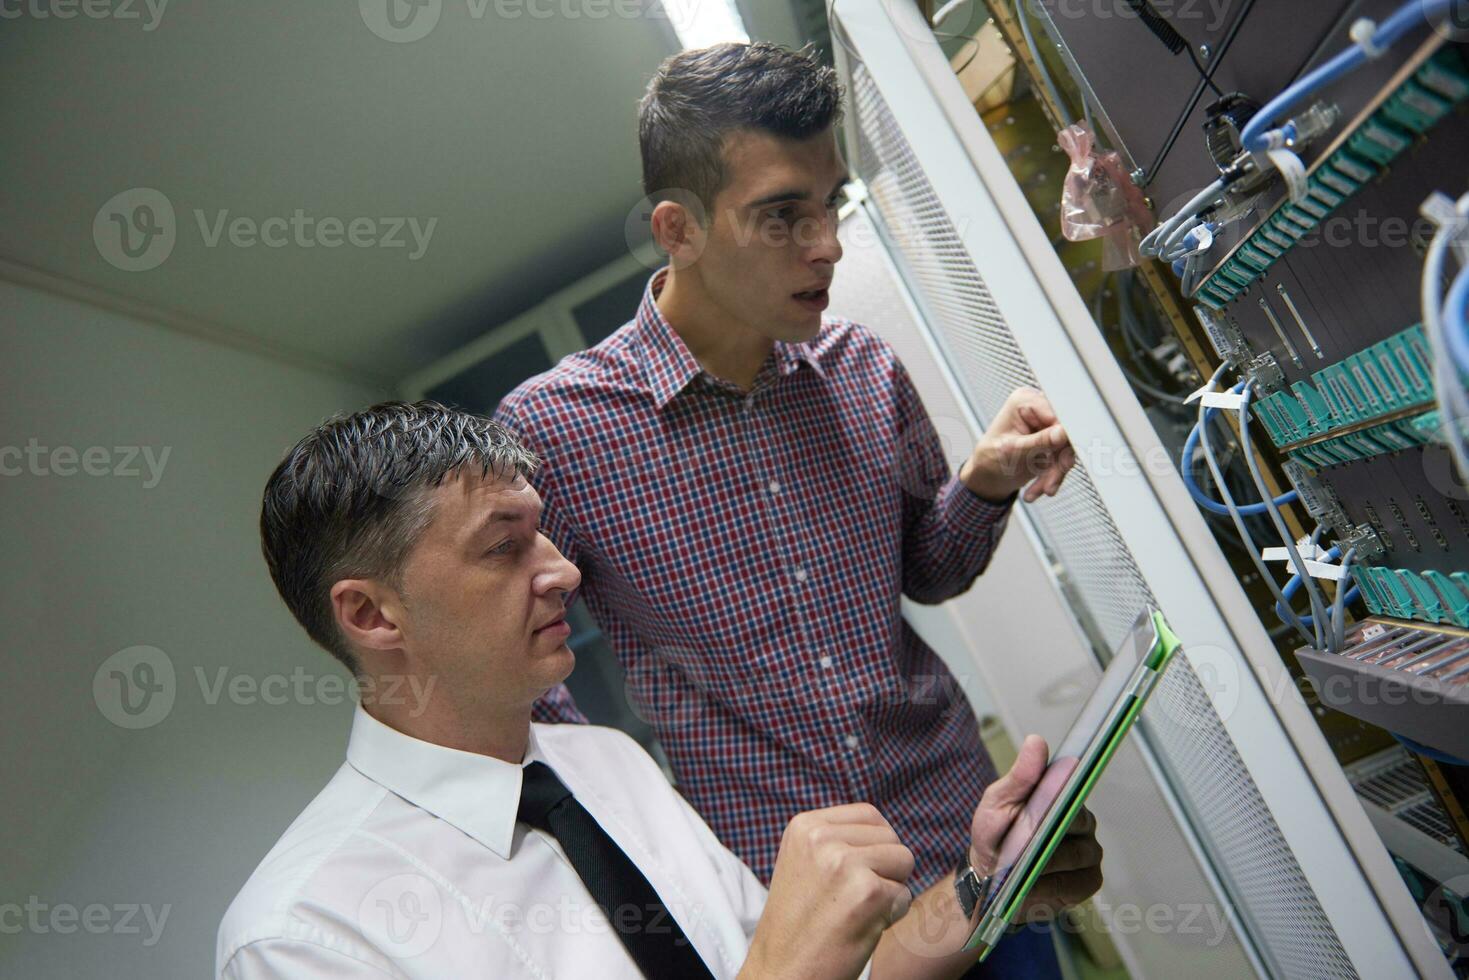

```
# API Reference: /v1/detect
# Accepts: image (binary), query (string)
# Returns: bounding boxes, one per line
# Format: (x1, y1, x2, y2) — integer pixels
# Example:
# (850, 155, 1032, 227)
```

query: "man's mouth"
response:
(793, 288, 830, 310)
(533, 614, 569, 635)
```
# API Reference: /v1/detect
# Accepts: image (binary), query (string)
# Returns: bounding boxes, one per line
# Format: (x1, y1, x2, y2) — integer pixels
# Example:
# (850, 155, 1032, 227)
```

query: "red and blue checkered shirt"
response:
(494, 267, 1011, 889)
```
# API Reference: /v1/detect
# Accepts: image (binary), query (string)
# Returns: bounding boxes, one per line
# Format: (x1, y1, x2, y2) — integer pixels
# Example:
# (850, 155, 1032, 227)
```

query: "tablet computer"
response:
(963, 608, 1182, 959)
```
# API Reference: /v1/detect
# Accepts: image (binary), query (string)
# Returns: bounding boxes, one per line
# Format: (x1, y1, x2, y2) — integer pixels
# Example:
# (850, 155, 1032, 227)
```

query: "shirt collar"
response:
(637, 266, 826, 410)
(345, 705, 543, 860)
(637, 267, 704, 410)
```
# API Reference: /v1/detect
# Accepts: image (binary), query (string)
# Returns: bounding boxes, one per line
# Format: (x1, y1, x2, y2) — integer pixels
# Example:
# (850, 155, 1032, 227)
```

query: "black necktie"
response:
(517, 761, 715, 979)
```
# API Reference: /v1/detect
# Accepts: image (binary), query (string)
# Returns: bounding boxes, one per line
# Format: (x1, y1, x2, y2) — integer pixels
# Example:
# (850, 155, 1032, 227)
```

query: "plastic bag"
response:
(1057, 122, 1154, 271)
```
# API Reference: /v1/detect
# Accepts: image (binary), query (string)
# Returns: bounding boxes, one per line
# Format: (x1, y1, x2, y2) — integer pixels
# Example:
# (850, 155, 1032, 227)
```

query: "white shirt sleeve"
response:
(222, 938, 399, 979)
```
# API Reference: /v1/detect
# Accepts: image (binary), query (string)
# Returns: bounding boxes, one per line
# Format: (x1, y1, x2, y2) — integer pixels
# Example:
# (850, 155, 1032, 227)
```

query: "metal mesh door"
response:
(846, 57, 1357, 979)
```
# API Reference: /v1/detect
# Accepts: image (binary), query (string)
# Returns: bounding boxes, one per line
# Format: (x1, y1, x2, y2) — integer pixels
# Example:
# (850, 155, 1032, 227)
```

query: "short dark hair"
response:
(259, 401, 538, 675)
(638, 41, 844, 218)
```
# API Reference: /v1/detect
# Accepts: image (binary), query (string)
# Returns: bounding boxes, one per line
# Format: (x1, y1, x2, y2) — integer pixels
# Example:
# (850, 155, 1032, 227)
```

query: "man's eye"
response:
(486, 540, 515, 556)
(766, 207, 794, 223)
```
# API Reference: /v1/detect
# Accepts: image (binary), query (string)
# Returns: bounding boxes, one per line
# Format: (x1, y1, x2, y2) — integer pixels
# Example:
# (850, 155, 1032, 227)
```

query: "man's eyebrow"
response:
(744, 174, 851, 211)
(471, 505, 539, 538)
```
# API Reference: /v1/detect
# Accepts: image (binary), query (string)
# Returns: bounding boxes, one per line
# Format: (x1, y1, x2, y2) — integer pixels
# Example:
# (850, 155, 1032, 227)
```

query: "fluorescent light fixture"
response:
(663, 0, 749, 50)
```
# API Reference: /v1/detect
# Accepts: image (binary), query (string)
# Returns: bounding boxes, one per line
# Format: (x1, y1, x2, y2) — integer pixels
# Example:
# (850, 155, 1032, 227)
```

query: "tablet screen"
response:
(974, 612, 1159, 923)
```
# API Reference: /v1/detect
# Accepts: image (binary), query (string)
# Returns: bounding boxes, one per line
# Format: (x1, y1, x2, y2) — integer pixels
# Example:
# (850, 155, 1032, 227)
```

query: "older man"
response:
(216, 402, 1100, 979)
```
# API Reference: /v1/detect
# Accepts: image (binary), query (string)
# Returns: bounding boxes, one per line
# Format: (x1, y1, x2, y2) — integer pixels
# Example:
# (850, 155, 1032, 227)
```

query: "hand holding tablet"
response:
(963, 609, 1183, 959)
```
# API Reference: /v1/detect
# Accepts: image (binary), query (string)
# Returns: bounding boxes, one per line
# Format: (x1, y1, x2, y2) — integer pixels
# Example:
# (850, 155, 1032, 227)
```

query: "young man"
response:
(494, 42, 1077, 974)
(216, 402, 1102, 979)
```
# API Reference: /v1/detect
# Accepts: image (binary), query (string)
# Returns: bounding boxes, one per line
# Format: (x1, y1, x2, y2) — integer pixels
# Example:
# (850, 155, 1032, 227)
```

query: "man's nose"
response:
(536, 536, 582, 596)
(809, 211, 843, 265)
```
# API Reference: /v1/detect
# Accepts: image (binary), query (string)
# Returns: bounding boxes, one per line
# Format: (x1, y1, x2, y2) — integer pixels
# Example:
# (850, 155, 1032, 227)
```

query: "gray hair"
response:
(259, 400, 538, 674)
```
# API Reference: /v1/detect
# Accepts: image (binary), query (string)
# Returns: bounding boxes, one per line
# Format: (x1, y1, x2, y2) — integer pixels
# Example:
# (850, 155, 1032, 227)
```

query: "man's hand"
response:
(959, 387, 1076, 504)
(968, 735, 1104, 921)
(740, 803, 915, 980)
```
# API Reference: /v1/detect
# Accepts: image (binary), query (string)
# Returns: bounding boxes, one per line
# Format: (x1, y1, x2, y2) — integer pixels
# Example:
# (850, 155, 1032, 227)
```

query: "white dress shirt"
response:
(216, 706, 771, 978)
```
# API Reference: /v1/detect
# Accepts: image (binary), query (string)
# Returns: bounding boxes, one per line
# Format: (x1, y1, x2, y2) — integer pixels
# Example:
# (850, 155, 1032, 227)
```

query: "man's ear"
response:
(649, 196, 708, 270)
(330, 578, 406, 661)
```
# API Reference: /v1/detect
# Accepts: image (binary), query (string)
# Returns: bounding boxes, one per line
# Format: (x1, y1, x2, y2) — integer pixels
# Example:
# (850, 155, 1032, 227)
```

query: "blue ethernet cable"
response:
(1181, 376, 1300, 517)
(1240, 0, 1454, 153)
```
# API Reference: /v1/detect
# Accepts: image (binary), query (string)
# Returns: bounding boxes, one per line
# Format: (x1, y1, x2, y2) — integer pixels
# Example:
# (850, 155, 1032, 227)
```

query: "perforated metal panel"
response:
(846, 58, 1359, 979)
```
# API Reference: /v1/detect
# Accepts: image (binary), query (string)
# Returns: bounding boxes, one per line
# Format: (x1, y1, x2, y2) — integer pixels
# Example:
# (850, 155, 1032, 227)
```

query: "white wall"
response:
(0, 280, 386, 978)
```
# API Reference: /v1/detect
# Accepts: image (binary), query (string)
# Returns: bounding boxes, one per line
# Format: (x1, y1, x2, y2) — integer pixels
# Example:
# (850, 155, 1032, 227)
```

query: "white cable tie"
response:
(1304, 559, 1347, 581)
(1350, 18, 1385, 59)
(1266, 148, 1309, 203)
(1200, 390, 1246, 410)
(1420, 191, 1459, 228)
(1261, 545, 1331, 563)
(1183, 223, 1214, 256)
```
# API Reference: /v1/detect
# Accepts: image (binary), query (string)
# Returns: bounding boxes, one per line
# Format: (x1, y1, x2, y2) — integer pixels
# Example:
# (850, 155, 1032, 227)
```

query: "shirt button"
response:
(794, 566, 808, 583)
(818, 655, 834, 669)
(844, 734, 860, 750)
(768, 479, 781, 495)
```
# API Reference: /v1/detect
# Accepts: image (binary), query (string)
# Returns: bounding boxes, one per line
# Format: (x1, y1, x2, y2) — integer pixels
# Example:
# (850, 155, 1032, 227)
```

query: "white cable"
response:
(1423, 197, 1469, 480)
(1196, 374, 1317, 645)
(1141, 178, 1226, 257)
(1241, 382, 1329, 648)
(1332, 547, 1357, 654)
(932, 0, 968, 26)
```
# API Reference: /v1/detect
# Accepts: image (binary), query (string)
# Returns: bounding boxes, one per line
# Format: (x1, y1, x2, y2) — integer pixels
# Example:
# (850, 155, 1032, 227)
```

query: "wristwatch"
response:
(953, 851, 993, 920)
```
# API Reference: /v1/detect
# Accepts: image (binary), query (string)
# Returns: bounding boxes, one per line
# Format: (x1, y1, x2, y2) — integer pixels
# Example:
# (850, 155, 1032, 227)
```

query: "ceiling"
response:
(1, 1, 802, 385)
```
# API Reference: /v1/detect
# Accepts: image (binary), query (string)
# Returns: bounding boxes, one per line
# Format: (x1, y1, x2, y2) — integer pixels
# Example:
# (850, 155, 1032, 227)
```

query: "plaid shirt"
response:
(494, 267, 1010, 889)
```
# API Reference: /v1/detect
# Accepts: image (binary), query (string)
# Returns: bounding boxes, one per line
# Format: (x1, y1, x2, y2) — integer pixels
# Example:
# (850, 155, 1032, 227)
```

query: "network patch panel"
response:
(1197, 47, 1469, 310)
(1250, 324, 1439, 469)
(1354, 563, 1469, 627)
